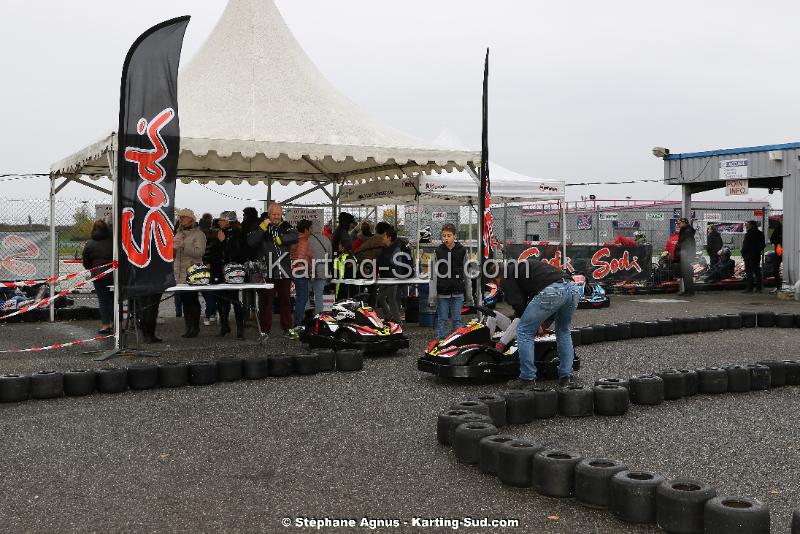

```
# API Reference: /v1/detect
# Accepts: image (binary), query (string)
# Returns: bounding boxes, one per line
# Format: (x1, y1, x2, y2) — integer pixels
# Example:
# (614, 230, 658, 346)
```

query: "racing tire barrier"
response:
(671, 317, 686, 335)
(793, 508, 799, 534)
(707, 315, 723, 332)
(467, 394, 507, 427)
(697, 367, 728, 394)
(575, 458, 628, 509)
(3, 374, 32, 402)
(696, 316, 710, 332)
(629, 375, 664, 405)
(657, 319, 674, 336)
(725, 365, 752, 393)
(630, 321, 647, 338)
(756, 311, 776, 328)
(335, 349, 363, 372)
(557, 385, 593, 417)
(293, 353, 320, 376)
(756, 360, 786, 387)
(684, 317, 700, 334)
(447, 413, 493, 445)
(656, 369, 686, 400)
(724, 313, 743, 329)
(604, 324, 620, 342)
(593, 385, 629, 416)
(497, 440, 543, 488)
(679, 369, 699, 396)
(610, 470, 665, 524)
(450, 399, 490, 417)
(579, 326, 594, 346)
(618, 322, 632, 340)
(29, 371, 63, 399)
(645, 321, 660, 337)
(595, 377, 629, 389)
(436, 409, 472, 446)
(478, 434, 516, 475)
(64, 369, 96, 396)
(785, 360, 800, 385)
(502, 391, 536, 425)
(96, 367, 128, 394)
(216, 357, 244, 382)
(188, 361, 217, 386)
(158, 362, 189, 388)
(268, 355, 294, 376)
(740, 311, 757, 328)
(570, 328, 582, 347)
(242, 358, 269, 380)
(531, 387, 558, 419)
(656, 478, 717, 534)
(776, 313, 796, 328)
(703, 497, 770, 534)
(127, 364, 159, 390)
(747, 364, 771, 390)
(532, 449, 582, 498)
(314, 349, 336, 372)
(453, 422, 498, 464)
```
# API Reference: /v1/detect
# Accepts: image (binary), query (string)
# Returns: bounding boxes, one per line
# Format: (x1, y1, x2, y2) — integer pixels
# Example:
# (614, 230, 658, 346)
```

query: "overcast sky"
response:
(1, 0, 795, 212)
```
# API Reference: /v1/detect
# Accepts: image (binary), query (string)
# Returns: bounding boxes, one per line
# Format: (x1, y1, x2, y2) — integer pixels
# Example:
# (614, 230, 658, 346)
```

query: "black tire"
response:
(188, 360, 217, 386)
(657, 319, 674, 336)
(451, 399, 490, 417)
(630, 321, 647, 338)
(748, 364, 771, 390)
(678, 369, 699, 396)
(293, 353, 320, 376)
(241, 358, 268, 380)
(703, 496, 770, 534)
(478, 434, 517, 475)
(453, 422, 498, 464)
(696, 316, 710, 332)
(579, 326, 594, 346)
(645, 321, 660, 337)
(611, 470, 665, 524)
(756, 311, 776, 328)
(792, 508, 799, 534)
(216, 357, 244, 381)
(570, 328, 582, 347)
(671, 317, 687, 335)
(268, 355, 294, 377)
(126, 364, 158, 390)
(618, 322, 632, 340)
(0, 374, 30, 402)
(575, 458, 628, 508)
(592, 325, 607, 343)
(740, 311, 756, 328)
(629, 375, 664, 405)
(725, 365, 751, 393)
(684, 317, 700, 334)
(29, 371, 64, 399)
(447, 413, 493, 445)
(158, 362, 189, 388)
(557, 385, 593, 417)
(314, 349, 336, 372)
(532, 449, 583, 498)
(595, 377, 629, 389)
(656, 369, 686, 400)
(64, 369, 96, 397)
(707, 315, 723, 332)
(436, 409, 472, 446)
(776, 313, 795, 328)
(656, 478, 717, 534)
(497, 440, 543, 488)
(532, 387, 558, 419)
(467, 394, 507, 427)
(605, 324, 621, 341)
(784, 360, 800, 386)
(697, 367, 728, 394)
(96, 367, 128, 394)
(724, 313, 743, 329)
(756, 360, 786, 387)
(593, 385, 629, 416)
(502, 390, 536, 424)
(335, 349, 363, 372)
(537, 358, 559, 381)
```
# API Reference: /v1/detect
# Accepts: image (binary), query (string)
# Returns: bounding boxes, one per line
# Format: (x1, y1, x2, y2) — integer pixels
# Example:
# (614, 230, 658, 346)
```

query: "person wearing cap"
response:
(675, 217, 696, 296)
(174, 208, 207, 338)
(205, 211, 246, 337)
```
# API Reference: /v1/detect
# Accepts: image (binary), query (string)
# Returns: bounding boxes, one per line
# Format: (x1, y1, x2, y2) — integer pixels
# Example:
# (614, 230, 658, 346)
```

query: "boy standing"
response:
(428, 223, 473, 339)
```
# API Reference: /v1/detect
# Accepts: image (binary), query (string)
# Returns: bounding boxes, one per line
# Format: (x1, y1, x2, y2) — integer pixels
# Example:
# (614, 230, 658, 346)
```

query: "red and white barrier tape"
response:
(0, 261, 116, 288)
(0, 264, 117, 321)
(0, 333, 115, 353)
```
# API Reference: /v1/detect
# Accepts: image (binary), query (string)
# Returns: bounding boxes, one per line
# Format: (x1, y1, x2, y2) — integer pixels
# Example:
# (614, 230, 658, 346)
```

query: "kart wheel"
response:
(64, 369, 96, 397)
(697, 367, 728, 394)
(756, 360, 786, 387)
(703, 497, 770, 534)
(611, 470, 665, 524)
(467, 394, 507, 427)
(783, 360, 800, 385)
(776, 313, 795, 328)
(724, 314, 743, 329)
(748, 364, 771, 390)
(645, 321, 660, 337)
(126, 364, 159, 390)
(570, 329, 582, 347)
(0, 374, 30, 402)
(575, 458, 628, 508)
(579, 326, 594, 346)
(467, 351, 498, 384)
(557, 385, 593, 417)
(29, 371, 64, 399)
(595, 377, 629, 390)
(158, 362, 189, 387)
(532, 387, 558, 419)
(436, 409, 472, 446)
(678, 369, 699, 396)
(241, 358, 268, 380)
(502, 390, 536, 424)
(532, 449, 583, 498)
(604, 324, 621, 341)
(618, 322, 632, 340)
(96, 367, 128, 394)
(725, 365, 751, 393)
(188, 361, 217, 386)
(479, 434, 517, 475)
(268, 355, 295, 376)
(294, 353, 320, 375)
(335, 349, 363, 372)
(447, 413, 493, 444)
(593, 385, 629, 416)
(656, 369, 686, 400)
(630, 321, 647, 338)
(656, 478, 717, 534)
(629, 375, 664, 405)
(739, 311, 756, 328)
(756, 311, 776, 328)
(453, 422, 498, 464)
(671, 317, 687, 335)
(450, 399, 490, 417)
(657, 319, 674, 336)
(684, 317, 700, 334)
(216, 357, 243, 382)
(497, 440, 543, 488)
(707, 315, 723, 331)
(591, 325, 607, 343)
(314, 349, 336, 372)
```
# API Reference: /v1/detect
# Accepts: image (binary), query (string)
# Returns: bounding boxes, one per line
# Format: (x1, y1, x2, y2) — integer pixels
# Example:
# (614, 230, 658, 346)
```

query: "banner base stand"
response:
(93, 347, 159, 362)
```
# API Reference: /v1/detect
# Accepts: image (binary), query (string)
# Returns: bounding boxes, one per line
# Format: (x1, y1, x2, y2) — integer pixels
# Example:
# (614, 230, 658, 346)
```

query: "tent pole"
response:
(561, 200, 567, 268)
(265, 177, 272, 212)
(331, 180, 338, 227)
(49, 176, 57, 322)
(109, 150, 121, 350)
(416, 197, 421, 275)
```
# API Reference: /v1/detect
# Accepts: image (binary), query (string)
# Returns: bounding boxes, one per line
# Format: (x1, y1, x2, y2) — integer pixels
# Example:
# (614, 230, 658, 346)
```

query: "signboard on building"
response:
(646, 212, 664, 221)
(431, 211, 447, 222)
(725, 179, 749, 196)
(284, 207, 324, 232)
(720, 159, 748, 181)
(599, 212, 618, 221)
(576, 213, 592, 230)
(547, 221, 560, 230)
(613, 219, 640, 229)
(703, 212, 722, 222)
(95, 204, 113, 224)
(505, 243, 651, 282)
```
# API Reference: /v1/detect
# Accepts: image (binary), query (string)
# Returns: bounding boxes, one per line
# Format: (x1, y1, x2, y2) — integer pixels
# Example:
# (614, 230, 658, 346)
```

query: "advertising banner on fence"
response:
(577, 213, 592, 230)
(505, 243, 651, 282)
(0, 232, 48, 281)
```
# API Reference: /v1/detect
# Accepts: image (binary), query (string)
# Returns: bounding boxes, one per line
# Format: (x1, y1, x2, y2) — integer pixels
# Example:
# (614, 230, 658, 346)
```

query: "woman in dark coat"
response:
(82, 220, 114, 333)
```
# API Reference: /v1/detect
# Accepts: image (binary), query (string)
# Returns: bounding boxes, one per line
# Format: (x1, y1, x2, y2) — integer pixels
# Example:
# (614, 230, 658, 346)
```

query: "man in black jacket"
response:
(205, 211, 246, 338)
(675, 218, 696, 296)
(706, 224, 723, 268)
(741, 220, 765, 293)
(492, 258, 581, 388)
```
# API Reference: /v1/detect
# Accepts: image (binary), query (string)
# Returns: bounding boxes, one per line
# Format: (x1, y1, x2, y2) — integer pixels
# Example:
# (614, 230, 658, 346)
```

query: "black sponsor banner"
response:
(117, 16, 190, 299)
(504, 243, 652, 282)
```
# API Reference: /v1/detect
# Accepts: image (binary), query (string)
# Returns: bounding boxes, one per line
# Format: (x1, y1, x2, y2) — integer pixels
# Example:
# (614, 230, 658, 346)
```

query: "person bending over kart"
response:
(704, 247, 735, 284)
(490, 258, 581, 389)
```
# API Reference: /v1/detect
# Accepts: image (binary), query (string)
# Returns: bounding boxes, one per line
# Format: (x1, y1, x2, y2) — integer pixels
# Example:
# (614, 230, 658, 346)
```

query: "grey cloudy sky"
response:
(1, 0, 795, 212)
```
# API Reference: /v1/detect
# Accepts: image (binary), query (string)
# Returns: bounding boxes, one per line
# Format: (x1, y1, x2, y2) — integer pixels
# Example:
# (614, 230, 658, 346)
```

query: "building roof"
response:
(664, 142, 800, 161)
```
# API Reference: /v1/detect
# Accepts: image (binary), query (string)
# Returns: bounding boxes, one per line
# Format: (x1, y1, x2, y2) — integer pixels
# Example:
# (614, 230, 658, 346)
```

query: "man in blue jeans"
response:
(492, 257, 581, 389)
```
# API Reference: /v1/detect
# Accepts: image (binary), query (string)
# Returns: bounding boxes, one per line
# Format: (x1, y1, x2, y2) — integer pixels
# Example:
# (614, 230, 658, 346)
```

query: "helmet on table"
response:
(223, 263, 246, 284)
(186, 264, 211, 286)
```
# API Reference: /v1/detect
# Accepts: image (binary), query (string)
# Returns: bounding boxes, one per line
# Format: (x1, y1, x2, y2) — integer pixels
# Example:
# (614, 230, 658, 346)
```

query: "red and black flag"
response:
(479, 48, 497, 261)
(116, 16, 190, 299)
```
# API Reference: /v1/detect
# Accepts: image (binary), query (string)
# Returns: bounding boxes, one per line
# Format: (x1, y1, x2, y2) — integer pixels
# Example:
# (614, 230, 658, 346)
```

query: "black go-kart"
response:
(416, 305, 579, 383)
(299, 298, 409, 354)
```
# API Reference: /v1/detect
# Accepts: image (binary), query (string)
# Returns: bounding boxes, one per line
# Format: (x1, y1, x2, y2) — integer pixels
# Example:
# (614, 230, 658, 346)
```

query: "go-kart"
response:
(417, 305, 579, 382)
(299, 298, 409, 354)
(574, 274, 611, 309)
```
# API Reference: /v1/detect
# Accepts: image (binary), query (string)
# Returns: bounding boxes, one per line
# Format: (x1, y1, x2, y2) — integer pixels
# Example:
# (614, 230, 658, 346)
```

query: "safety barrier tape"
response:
(0, 261, 116, 288)
(0, 333, 116, 354)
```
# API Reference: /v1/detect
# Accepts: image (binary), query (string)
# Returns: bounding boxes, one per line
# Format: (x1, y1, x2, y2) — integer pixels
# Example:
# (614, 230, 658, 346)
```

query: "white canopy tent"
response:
(46, 0, 479, 342)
